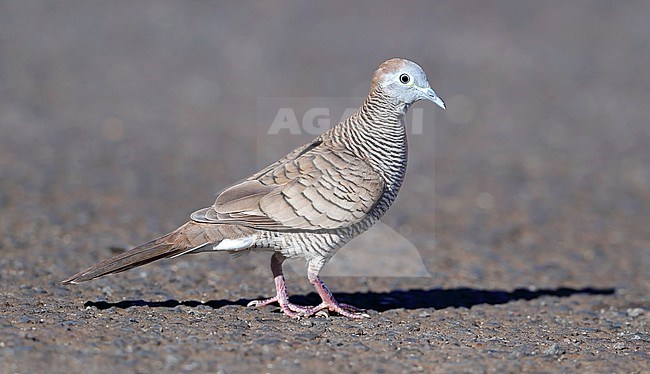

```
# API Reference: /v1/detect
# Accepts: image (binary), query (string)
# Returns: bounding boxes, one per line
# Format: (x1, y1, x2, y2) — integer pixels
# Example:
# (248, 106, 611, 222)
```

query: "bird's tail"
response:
(62, 221, 220, 284)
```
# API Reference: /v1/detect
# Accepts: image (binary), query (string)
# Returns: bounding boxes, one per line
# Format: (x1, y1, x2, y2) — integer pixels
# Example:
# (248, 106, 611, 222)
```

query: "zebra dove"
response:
(63, 58, 446, 318)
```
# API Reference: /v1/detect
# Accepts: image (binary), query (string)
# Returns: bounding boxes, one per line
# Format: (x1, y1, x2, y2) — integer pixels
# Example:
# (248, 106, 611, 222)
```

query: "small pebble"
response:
(626, 308, 644, 318)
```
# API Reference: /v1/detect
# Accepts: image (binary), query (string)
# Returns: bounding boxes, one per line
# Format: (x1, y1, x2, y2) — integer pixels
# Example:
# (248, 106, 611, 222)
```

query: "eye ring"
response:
(399, 73, 411, 84)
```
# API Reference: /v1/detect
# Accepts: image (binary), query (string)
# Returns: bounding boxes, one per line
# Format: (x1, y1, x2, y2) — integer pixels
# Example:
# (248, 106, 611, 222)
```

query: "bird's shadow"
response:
(84, 286, 615, 312)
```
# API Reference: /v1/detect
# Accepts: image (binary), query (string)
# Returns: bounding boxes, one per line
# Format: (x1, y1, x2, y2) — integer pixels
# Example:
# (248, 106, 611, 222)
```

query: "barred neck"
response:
(358, 87, 409, 140)
(330, 87, 410, 190)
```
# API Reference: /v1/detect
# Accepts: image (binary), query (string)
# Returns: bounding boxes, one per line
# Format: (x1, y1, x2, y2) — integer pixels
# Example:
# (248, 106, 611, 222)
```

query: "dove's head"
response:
(372, 58, 445, 109)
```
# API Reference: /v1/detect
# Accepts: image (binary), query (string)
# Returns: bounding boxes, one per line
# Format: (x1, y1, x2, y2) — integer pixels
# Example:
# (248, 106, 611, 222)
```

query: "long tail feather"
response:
(62, 222, 205, 284)
(62, 222, 257, 284)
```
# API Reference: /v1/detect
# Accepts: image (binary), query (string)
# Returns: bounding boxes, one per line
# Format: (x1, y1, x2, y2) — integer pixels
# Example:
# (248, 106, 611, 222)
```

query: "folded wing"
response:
(191, 142, 384, 231)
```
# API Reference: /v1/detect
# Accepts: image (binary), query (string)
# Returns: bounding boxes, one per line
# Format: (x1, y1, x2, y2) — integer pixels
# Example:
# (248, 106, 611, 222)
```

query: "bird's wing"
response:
(191, 140, 385, 231)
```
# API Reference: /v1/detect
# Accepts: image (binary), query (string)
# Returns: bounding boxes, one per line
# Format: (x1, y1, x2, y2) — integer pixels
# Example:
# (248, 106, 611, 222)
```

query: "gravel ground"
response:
(1, 2, 648, 373)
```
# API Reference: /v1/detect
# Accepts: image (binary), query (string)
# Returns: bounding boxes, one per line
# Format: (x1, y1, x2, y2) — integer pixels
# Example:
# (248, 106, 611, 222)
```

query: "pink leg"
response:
(247, 254, 369, 319)
(247, 253, 314, 318)
(298, 270, 369, 319)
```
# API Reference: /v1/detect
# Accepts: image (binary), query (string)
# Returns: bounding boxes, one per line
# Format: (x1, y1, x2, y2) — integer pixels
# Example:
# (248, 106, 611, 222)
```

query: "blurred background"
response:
(1, 1, 648, 292)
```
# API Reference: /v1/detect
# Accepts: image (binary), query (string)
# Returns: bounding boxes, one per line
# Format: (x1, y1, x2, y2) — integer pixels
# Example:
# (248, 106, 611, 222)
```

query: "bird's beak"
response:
(423, 87, 446, 110)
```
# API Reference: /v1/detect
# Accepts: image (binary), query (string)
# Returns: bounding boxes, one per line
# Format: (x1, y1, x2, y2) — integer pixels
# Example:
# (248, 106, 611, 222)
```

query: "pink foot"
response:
(299, 301, 369, 319)
(246, 259, 314, 318)
(247, 295, 368, 318)
(306, 275, 369, 318)
(247, 296, 312, 318)
(248, 253, 370, 319)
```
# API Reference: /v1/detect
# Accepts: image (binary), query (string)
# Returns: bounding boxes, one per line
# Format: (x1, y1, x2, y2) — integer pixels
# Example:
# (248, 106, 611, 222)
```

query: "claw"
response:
(247, 296, 278, 308)
(315, 310, 330, 318)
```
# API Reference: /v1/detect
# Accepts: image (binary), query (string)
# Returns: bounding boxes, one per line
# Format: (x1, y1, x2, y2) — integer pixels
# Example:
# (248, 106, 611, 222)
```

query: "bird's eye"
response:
(399, 74, 411, 84)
